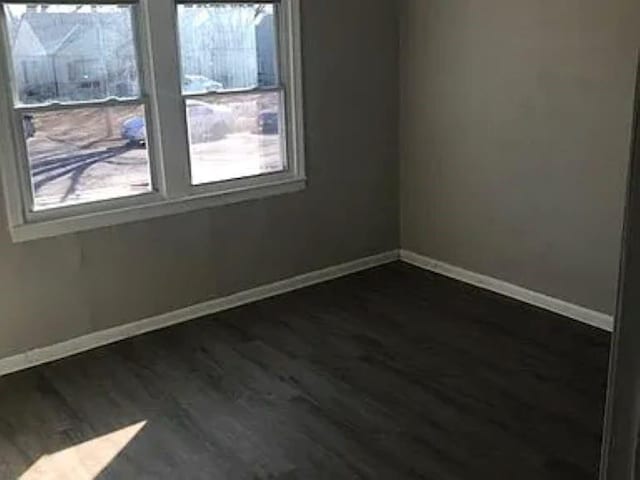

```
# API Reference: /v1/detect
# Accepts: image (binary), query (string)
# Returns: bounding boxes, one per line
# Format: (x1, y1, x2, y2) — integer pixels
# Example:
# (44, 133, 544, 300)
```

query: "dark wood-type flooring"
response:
(0, 262, 611, 479)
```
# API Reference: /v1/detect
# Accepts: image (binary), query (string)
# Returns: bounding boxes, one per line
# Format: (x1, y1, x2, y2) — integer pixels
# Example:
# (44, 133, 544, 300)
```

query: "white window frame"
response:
(0, 0, 305, 242)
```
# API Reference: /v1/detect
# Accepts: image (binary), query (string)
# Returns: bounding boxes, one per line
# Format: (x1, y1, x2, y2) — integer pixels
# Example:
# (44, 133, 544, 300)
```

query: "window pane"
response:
(178, 4, 278, 92)
(24, 105, 152, 211)
(186, 92, 285, 185)
(5, 4, 140, 105)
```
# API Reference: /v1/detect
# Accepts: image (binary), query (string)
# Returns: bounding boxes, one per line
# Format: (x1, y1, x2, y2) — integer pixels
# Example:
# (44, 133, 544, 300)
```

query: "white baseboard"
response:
(0, 248, 612, 377)
(0, 250, 400, 378)
(400, 249, 614, 332)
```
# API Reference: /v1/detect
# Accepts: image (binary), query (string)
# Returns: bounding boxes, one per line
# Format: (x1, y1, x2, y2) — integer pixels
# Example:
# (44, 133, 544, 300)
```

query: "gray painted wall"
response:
(0, 0, 399, 358)
(400, 0, 640, 314)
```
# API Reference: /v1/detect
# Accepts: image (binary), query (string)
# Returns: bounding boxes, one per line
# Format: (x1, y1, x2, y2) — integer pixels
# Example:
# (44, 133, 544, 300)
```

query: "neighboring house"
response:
(256, 13, 277, 87)
(178, 6, 274, 90)
(11, 7, 276, 104)
(11, 9, 138, 104)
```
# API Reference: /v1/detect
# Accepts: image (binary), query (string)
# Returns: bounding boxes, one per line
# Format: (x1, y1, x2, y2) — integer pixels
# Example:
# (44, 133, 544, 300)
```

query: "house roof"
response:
(19, 11, 129, 54)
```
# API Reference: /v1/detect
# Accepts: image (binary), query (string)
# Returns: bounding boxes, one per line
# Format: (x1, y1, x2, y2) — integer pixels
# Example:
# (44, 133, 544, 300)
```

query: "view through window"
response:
(5, 4, 151, 210)
(0, 1, 303, 239)
(177, 3, 286, 185)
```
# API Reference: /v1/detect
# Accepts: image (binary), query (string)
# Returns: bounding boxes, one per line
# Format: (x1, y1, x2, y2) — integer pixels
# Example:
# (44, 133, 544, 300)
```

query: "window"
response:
(0, 0, 304, 241)
(177, 3, 285, 185)
(3, 4, 151, 212)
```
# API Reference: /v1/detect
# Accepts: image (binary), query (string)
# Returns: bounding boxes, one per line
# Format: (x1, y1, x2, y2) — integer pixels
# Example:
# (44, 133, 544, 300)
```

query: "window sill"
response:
(9, 175, 306, 243)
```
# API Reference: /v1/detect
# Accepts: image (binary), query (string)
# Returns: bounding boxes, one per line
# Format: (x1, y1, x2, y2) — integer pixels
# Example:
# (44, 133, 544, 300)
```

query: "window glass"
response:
(186, 92, 284, 185)
(177, 3, 278, 92)
(24, 105, 152, 210)
(5, 4, 140, 104)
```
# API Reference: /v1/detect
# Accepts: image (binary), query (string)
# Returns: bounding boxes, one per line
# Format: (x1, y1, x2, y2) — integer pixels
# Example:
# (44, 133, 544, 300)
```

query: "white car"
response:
(183, 75, 224, 94)
(121, 100, 234, 145)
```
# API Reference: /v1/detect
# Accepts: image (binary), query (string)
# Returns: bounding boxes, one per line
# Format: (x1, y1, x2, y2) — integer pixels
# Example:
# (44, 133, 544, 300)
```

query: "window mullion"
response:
(140, 0, 190, 199)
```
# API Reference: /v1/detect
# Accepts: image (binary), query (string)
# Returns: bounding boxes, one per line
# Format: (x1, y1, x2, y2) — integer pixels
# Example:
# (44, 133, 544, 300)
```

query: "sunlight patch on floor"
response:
(20, 421, 147, 480)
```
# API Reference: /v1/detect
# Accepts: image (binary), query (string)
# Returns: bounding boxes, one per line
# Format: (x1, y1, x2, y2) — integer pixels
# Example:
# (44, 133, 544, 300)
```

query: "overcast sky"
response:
(6, 5, 125, 17)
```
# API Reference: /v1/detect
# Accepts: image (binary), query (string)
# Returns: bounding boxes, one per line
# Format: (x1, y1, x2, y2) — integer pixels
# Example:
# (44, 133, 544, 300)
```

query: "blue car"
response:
(121, 116, 146, 145)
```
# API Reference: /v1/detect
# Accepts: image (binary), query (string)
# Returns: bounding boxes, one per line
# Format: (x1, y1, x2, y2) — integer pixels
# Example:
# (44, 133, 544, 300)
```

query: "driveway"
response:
(28, 133, 283, 210)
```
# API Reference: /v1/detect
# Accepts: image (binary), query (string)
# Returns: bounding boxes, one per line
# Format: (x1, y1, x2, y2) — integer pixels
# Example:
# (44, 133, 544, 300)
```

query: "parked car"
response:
(23, 114, 35, 139)
(121, 100, 234, 146)
(183, 75, 224, 94)
(258, 110, 279, 135)
(121, 115, 146, 145)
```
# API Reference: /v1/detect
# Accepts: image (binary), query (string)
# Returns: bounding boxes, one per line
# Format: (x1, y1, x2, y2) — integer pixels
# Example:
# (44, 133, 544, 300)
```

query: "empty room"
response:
(0, 0, 639, 479)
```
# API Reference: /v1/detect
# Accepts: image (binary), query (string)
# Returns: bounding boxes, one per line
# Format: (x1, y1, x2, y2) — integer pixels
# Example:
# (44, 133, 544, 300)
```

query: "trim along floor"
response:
(0, 250, 613, 378)
(0, 262, 609, 479)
